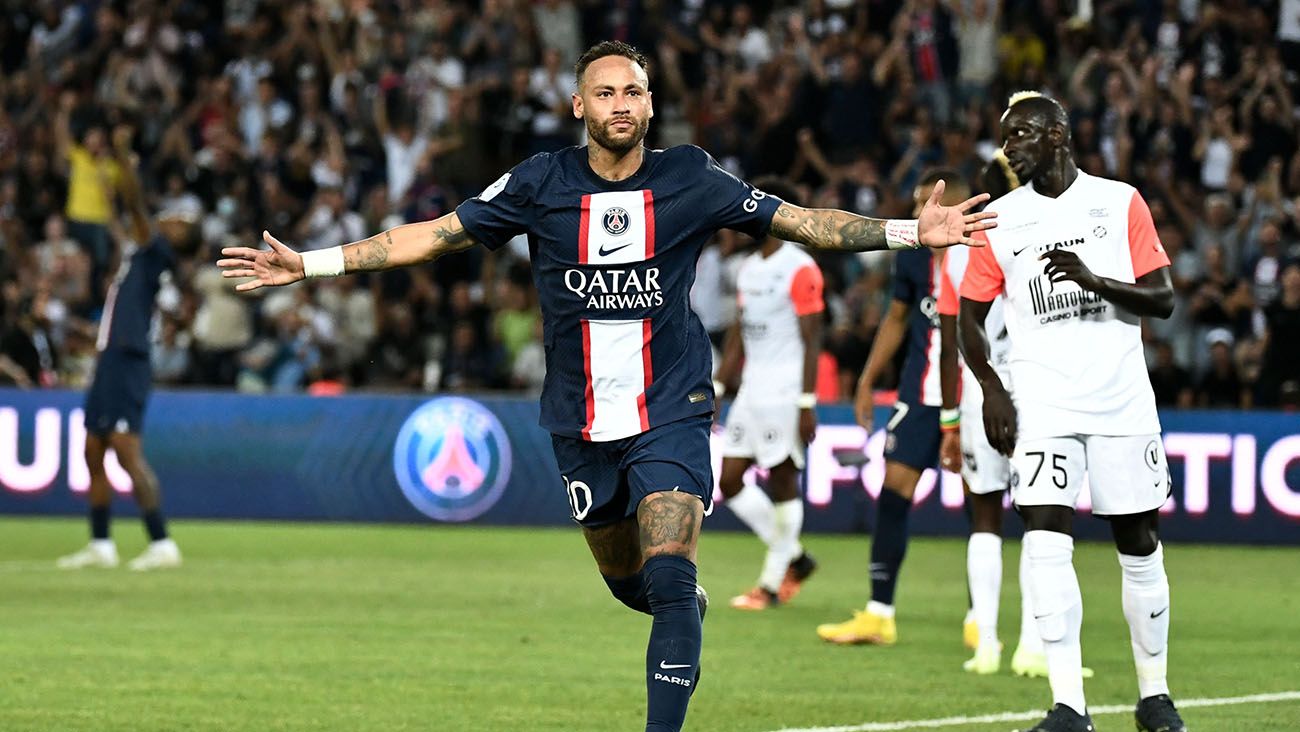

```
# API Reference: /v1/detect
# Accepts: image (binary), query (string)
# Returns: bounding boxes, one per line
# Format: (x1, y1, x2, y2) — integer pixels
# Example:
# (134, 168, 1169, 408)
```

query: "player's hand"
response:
(940, 430, 961, 472)
(853, 385, 874, 431)
(1040, 249, 1102, 291)
(981, 382, 1018, 457)
(218, 231, 306, 292)
(799, 407, 817, 445)
(917, 180, 997, 249)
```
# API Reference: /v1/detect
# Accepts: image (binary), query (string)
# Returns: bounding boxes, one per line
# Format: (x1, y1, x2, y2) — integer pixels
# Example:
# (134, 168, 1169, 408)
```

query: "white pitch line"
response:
(764, 690, 1300, 732)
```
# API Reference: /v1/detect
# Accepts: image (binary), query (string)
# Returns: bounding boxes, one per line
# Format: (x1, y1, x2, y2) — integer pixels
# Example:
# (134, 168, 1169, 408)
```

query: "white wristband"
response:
(713, 379, 726, 398)
(796, 393, 817, 409)
(885, 219, 920, 250)
(300, 246, 346, 279)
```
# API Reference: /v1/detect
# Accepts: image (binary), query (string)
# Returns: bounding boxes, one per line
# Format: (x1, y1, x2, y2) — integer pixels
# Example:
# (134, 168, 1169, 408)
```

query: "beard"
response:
(586, 114, 649, 154)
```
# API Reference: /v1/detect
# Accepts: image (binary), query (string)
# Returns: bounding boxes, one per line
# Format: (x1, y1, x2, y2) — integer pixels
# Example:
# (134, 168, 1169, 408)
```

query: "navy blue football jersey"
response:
(891, 248, 943, 407)
(96, 235, 175, 355)
(457, 145, 783, 441)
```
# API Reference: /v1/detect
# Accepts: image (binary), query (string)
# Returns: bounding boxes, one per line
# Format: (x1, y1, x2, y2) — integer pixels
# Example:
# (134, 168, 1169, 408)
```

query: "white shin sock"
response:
(1024, 530, 1087, 716)
(1120, 543, 1171, 700)
(967, 532, 1003, 648)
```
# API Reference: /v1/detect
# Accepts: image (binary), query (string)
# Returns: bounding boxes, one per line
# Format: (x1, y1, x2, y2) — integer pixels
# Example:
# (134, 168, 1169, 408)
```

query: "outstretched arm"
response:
(218, 212, 479, 291)
(769, 180, 995, 252)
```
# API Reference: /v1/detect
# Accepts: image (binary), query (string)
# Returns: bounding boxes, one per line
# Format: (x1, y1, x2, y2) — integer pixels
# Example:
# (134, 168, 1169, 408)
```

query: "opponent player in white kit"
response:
(959, 93, 1185, 732)
(938, 154, 1094, 680)
(717, 178, 821, 610)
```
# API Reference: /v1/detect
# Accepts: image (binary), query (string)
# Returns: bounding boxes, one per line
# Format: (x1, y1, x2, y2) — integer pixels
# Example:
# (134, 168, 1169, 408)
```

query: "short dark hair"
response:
(750, 176, 803, 208)
(918, 167, 962, 189)
(575, 41, 650, 87)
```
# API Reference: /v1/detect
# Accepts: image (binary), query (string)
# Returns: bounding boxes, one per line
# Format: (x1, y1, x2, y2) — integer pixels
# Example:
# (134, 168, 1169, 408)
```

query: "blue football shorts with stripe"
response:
(551, 414, 714, 527)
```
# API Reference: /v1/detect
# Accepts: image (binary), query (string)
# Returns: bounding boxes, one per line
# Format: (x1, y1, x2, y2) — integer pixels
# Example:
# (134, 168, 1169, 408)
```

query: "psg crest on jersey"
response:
(602, 206, 630, 236)
(392, 397, 513, 522)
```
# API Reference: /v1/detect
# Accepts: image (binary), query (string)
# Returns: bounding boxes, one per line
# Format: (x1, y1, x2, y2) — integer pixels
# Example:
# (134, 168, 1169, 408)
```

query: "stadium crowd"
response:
(0, 0, 1297, 408)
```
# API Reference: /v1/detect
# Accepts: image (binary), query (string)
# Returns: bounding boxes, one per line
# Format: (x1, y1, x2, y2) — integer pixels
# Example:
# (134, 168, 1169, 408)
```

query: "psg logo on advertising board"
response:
(602, 206, 629, 236)
(392, 397, 512, 522)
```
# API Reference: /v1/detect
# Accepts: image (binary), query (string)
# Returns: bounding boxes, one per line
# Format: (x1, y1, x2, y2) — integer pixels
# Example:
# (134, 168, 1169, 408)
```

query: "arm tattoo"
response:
(637, 492, 703, 557)
(770, 203, 889, 252)
(431, 218, 474, 253)
(345, 235, 391, 271)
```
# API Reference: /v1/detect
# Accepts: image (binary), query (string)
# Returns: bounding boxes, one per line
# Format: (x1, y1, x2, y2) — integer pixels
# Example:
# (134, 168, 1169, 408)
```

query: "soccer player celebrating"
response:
(959, 93, 1184, 732)
(219, 42, 994, 732)
(58, 126, 189, 571)
(715, 177, 822, 611)
(817, 170, 970, 646)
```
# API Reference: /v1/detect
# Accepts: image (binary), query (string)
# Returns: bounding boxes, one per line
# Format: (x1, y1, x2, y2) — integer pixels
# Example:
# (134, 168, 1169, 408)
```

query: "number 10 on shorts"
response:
(564, 476, 593, 521)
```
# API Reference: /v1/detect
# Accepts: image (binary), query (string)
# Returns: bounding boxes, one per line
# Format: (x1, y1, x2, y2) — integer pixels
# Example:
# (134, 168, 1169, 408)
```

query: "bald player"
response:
(959, 93, 1185, 732)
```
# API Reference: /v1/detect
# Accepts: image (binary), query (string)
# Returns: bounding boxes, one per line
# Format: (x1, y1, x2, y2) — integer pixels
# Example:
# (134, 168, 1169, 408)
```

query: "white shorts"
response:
(959, 387, 1011, 495)
(1010, 434, 1172, 516)
(721, 398, 805, 470)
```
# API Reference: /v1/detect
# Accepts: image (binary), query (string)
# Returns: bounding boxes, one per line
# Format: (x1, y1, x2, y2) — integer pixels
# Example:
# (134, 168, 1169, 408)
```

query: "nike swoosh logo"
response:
(1150, 607, 1168, 619)
(598, 241, 634, 257)
(1012, 246, 1030, 256)
(659, 661, 691, 670)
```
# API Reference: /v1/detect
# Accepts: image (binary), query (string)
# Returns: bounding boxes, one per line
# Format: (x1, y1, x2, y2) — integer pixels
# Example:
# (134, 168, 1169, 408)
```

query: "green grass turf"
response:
(1, 518, 1298, 732)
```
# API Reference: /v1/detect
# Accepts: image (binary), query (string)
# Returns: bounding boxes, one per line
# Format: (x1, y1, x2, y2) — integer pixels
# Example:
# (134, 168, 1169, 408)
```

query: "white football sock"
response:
(91, 539, 116, 553)
(758, 498, 806, 593)
(726, 484, 776, 547)
(1024, 530, 1086, 716)
(772, 498, 805, 562)
(1018, 544, 1044, 653)
(967, 532, 1003, 648)
(866, 600, 895, 618)
(1119, 543, 1171, 700)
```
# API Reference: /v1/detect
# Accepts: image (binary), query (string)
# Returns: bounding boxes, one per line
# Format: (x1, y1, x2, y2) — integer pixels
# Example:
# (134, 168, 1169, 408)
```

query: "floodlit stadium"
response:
(2, 1, 1299, 731)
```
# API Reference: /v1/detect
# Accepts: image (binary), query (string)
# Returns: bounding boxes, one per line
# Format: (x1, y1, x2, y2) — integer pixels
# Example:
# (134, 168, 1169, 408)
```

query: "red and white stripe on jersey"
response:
(578, 190, 656, 264)
(918, 255, 944, 406)
(95, 260, 131, 352)
(577, 190, 658, 441)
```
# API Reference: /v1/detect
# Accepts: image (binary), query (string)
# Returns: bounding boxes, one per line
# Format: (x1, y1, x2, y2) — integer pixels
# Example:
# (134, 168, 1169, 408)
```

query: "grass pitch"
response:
(1, 518, 1297, 731)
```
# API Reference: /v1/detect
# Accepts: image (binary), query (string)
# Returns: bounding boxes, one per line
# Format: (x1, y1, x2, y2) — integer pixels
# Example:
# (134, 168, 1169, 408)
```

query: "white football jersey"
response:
(939, 246, 1012, 402)
(735, 243, 824, 402)
(959, 172, 1171, 440)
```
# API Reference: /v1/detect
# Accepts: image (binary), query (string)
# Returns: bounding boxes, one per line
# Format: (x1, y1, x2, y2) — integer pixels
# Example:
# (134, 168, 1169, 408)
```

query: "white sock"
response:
(726, 484, 776, 546)
(1024, 530, 1086, 716)
(1018, 544, 1044, 654)
(772, 498, 804, 562)
(91, 539, 116, 553)
(867, 600, 895, 618)
(1120, 543, 1171, 700)
(967, 532, 1002, 648)
(758, 498, 806, 593)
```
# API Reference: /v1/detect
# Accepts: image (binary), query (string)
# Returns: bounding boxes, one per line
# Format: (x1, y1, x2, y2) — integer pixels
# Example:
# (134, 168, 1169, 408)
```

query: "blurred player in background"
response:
(817, 170, 969, 646)
(715, 177, 821, 611)
(58, 125, 190, 572)
(218, 41, 994, 732)
(960, 93, 1184, 732)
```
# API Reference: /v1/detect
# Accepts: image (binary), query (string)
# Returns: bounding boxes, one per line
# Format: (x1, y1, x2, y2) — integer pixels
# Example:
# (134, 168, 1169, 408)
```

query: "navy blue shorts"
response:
(83, 349, 152, 435)
(551, 414, 714, 528)
(883, 401, 941, 471)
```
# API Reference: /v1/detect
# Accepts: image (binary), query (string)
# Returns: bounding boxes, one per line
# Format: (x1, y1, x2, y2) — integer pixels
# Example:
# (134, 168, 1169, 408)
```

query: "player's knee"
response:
(602, 571, 651, 615)
(83, 435, 106, 463)
(717, 470, 744, 498)
(1111, 511, 1160, 556)
(1019, 505, 1073, 534)
(642, 554, 698, 614)
(1115, 528, 1159, 557)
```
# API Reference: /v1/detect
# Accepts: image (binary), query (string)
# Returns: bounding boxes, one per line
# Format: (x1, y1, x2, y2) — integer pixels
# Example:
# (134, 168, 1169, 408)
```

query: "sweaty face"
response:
(999, 108, 1053, 182)
(574, 56, 652, 154)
